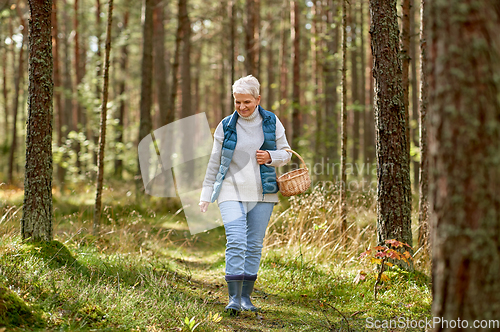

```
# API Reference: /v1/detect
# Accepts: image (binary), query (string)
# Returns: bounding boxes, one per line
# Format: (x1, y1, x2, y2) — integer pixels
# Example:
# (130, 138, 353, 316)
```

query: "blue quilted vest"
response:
(210, 105, 278, 203)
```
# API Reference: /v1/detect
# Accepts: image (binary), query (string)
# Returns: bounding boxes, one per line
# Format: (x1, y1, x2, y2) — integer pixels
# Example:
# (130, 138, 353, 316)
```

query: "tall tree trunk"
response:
(2, 18, 9, 145)
(350, 0, 360, 169)
(370, 0, 413, 267)
(179, 0, 193, 178)
(167, 0, 182, 122)
(428, 0, 500, 327)
(61, 0, 73, 147)
(229, 0, 235, 110)
(73, 0, 82, 173)
(114, 8, 129, 177)
(290, 0, 301, 150)
(365, 8, 376, 166)
(22, 0, 54, 242)
(312, 0, 322, 171)
(401, 0, 411, 176)
(360, 0, 369, 168)
(410, 0, 419, 193)
(92, 0, 102, 167)
(279, 0, 289, 144)
(8, 9, 26, 185)
(218, 3, 226, 118)
(266, 12, 275, 112)
(153, 0, 170, 127)
(137, 0, 154, 194)
(323, 0, 338, 164)
(94, 0, 113, 235)
(245, 0, 259, 76)
(52, 0, 65, 188)
(340, 0, 347, 235)
(417, 0, 428, 250)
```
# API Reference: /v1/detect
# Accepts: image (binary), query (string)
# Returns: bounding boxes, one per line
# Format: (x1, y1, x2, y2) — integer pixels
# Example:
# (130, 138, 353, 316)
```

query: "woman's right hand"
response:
(199, 201, 209, 213)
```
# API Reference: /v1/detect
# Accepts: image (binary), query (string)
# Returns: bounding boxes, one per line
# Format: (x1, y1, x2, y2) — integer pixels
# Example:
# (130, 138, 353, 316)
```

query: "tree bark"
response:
(418, 0, 428, 251)
(167, 0, 182, 122)
(266, 12, 275, 112)
(1, 18, 9, 145)
(8, 8, 26, 185)
(401, 0, 411, 177)
(370, 0, 413, 268)
(229, 0, 235, 110)
(114, 7, 128, 177)
(73, 0, 82, 173)
(153, 0, 171, 127)
(350, 1, 360, 168)
(290, 0, 301, 150)
(52, 0, 65, 187)
(410, 0, 419, 193)
(22, 0, 54, 242)
(245, 0, 259, 76)
(323, 0, 338, 164)
(340, 0, 347, 235)
(428, 1, 500, 327)
(137, 0, 154, 190)
(360, 0, 370, 168)
(278, 0, 289, 138)
(94, 0, 113, 234)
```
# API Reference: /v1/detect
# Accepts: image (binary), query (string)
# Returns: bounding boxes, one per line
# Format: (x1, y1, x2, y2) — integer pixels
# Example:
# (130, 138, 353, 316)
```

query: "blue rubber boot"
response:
(224, 280, 242, 315)
(241, 280, 259, 312)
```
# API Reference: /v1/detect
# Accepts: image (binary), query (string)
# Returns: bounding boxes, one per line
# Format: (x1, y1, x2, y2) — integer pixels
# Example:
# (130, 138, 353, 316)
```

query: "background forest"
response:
(1, 0, 499, 331)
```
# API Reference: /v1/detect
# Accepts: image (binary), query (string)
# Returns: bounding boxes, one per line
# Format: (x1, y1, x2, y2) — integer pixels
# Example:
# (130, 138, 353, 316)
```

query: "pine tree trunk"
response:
(428, 1, 500, 326)
(153, 0, 170, 127)
(73, 0, 82, 173)
(266, 12, 275, 112)
(2, 19, 9, 145)
(360, 0, 369, 167)
(229, 0, 235, 110)
(167, 0, 183, 122)
(245, 0, 259, 76)
(418, 0, 428, 250)
(290, 0, 301, 150)
(114, 8, 128, 177)
(8, 10, 26, 185)
(61, 0, 73, 146)
(350, 1, 360, 169)
(52, 0, 65, 188)
(370, 0, 413, 267)
(410, 0, 419, 193)
(366, 13, 376, 166)
(401, 0, 411, 176)
(278, 0, 289, 135)
(312, 0, 322, 171)
(323, 0, 338, 164)
(137, 0, 154, 192)
(94, 0, 113, 235)
(22, 0, 54, 242)
(340, 0, 347, 235)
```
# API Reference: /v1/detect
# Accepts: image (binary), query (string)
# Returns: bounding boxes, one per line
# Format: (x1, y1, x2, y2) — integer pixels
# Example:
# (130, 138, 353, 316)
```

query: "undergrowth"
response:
(0, 182, 432, 331)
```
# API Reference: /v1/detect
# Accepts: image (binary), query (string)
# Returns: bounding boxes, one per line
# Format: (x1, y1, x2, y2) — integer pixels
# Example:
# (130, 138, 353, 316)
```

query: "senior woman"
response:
(199, 75, 291, 314)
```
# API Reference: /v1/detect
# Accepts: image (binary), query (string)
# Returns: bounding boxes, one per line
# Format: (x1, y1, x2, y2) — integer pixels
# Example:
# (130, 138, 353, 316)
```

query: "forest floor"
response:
(0, 184, 432, 331)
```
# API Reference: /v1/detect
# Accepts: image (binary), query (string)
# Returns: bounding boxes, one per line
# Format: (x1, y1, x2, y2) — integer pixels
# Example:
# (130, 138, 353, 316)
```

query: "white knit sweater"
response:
(200, 108, 292, 204)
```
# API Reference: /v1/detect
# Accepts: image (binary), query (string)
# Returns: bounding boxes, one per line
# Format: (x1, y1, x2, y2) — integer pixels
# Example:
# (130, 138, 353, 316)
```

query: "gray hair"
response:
(232, 75, 260, 98)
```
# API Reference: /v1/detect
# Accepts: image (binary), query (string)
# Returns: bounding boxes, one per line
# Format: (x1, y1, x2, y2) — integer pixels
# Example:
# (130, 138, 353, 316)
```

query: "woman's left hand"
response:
(256, 150, 271, 165)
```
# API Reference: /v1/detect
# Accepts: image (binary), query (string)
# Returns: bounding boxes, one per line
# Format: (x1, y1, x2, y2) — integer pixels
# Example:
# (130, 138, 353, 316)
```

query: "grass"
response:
(0, 182, 432, 331)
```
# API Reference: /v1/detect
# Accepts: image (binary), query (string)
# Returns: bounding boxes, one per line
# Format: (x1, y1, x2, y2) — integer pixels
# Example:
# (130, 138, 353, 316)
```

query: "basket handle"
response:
(284, 149, 308, 169)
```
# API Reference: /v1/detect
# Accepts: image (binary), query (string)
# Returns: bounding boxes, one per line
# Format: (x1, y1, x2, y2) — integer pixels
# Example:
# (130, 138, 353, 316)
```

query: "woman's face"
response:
(234, 93, 261, 117)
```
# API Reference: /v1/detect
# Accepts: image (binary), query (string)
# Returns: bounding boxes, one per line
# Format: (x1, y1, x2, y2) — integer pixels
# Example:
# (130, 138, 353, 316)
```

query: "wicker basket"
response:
(277, 149, 311, 196)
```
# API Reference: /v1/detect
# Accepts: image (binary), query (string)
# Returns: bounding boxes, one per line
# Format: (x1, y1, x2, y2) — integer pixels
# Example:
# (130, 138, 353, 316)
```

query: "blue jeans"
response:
(219, 201, 275, 280)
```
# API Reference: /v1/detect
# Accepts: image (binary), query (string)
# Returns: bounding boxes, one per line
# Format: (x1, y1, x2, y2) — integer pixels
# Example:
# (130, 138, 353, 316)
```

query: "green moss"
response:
(0, 283, 44, 328)
(26, 240, 84, 272)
